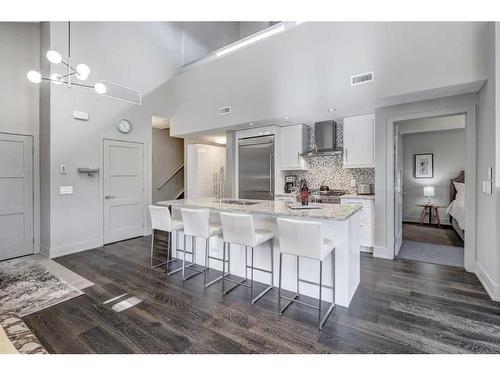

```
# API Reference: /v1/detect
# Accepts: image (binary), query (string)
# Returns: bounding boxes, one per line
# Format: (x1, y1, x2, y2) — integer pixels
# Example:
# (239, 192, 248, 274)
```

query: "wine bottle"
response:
(300, 179, 309, 206)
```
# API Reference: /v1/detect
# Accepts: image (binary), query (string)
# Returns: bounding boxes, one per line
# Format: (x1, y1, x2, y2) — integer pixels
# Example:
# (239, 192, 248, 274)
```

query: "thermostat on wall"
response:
(73, 111, 89, 121)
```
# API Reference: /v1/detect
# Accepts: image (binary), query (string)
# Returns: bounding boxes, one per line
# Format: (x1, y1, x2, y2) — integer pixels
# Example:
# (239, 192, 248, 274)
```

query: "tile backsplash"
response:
(292, 120, 375, 193)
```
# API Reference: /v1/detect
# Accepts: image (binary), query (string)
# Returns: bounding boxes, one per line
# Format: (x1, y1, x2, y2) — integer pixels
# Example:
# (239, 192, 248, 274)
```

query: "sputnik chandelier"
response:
(27, 22, 141, 104)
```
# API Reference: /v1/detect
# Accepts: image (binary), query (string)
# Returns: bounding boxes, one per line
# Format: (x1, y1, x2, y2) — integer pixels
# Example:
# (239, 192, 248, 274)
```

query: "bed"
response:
(447, 170, 465, 241)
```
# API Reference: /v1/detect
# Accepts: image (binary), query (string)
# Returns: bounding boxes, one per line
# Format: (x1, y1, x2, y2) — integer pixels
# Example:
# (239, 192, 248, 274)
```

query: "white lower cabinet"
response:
(340, 197, 374, 252)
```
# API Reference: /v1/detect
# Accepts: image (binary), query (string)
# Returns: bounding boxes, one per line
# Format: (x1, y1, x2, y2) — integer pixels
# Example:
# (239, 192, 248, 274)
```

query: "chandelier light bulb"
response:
(75, 64, 90, 80)
(26, 70, 42, 83)
(46, 50, 62, 64)
(50, 73, 64, 85)
(94, 82, 106, 94)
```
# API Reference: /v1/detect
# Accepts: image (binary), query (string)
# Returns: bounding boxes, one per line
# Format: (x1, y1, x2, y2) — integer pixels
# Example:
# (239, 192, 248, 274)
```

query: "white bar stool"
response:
(148, 205, 184, 274)
(219, 212, 274, 304)
(180, 208, 224, 286)
(277, 217, 336, 330)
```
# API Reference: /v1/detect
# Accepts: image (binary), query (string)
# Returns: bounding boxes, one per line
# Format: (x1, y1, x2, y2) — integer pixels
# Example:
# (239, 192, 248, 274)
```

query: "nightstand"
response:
(417, 204, 446, 226)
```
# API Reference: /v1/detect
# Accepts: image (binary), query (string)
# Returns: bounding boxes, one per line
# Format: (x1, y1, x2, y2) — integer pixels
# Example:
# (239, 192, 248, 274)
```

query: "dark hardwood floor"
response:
(403, 222, 464, 247)
(22, 234, 500, 354)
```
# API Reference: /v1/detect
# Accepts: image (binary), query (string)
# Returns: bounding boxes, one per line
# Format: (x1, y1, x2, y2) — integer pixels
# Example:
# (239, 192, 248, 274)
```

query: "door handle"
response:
(105, 194, 116, 199)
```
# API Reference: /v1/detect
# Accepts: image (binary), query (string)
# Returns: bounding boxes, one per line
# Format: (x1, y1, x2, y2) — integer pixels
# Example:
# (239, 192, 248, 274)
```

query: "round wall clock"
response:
(117, 119, 132, 134)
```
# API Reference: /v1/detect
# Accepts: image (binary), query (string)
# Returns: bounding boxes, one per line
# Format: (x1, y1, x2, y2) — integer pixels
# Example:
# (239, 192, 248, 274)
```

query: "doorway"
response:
(0, 133, 34, 261)
(394, 115, 466, 267)
(103, 139, 145, 244)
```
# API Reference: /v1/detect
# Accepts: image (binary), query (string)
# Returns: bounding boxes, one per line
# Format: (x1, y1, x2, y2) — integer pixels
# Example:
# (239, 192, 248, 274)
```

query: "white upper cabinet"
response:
(343, 114, 375, 168)
(280, 124, 309, 170)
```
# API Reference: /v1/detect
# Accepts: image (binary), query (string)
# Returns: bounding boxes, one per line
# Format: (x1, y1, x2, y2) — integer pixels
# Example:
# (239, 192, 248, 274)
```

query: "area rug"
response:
(396, 240, 464, 268)
(0, 256, 91, 317)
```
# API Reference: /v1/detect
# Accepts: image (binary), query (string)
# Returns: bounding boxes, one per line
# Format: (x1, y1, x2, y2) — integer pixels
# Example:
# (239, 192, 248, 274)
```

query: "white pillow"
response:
(454, 182, 465, 201)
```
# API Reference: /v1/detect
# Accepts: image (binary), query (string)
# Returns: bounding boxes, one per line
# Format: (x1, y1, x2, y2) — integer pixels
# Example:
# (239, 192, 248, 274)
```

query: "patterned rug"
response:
(0, 256, 85, 317)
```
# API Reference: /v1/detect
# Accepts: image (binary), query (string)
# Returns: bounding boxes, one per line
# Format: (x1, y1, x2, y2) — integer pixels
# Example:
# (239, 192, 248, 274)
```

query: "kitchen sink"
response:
(217, 199, 259, 206)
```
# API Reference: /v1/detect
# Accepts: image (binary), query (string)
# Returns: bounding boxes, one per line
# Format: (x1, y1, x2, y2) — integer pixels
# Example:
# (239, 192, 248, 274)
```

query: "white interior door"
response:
(104, 140, 144, 244)
(394, 125, 403, 256)
(0, 133, 33, 260)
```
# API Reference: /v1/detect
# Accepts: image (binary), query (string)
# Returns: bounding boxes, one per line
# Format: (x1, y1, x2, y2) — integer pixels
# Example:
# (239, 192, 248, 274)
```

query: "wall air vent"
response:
(219, 106, 231, 116)
(351, 71, 374, 86)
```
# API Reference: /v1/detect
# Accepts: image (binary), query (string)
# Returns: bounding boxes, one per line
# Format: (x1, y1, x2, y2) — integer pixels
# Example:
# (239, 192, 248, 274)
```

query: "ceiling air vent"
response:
(219, 105, 231, 116)
(351, 71, 374, 86)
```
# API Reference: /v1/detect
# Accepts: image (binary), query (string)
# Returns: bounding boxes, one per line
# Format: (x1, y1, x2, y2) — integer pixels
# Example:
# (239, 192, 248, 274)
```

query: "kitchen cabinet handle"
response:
(344, 148, 348, 163)
(105, 194, 116, 199)
(269, 154, 273, 197)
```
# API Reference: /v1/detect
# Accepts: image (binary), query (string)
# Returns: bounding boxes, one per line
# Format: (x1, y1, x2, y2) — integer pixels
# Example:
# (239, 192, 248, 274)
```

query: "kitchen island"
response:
(157, 198, 362, 307)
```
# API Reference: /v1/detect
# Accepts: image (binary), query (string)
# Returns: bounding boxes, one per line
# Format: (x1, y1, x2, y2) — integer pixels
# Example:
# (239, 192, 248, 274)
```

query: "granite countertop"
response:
(340, 194, 375, 200)
(157, 197, 362, 221)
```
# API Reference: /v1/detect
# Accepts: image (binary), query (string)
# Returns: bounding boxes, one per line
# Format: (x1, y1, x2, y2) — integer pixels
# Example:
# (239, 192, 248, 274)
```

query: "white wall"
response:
(399, 114, 465, 134)
(44, 22, 184, 257)
(402, 129, 466, 222)
(496, 23, 500, 293)
(166, 22, 488, 137)
(0, 22, 41, 254)
(0, 22, 40, 135)
(238, 22, 271, 39)
(39, 22, 51, 254)
(180, 22, 240, 65)
(475, 22, 499, 297)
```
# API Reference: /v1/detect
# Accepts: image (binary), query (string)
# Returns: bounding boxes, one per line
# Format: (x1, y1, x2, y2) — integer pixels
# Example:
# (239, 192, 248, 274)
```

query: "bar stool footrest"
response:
(223, 276, 250, 294)
(252, 285, 273, 304)
(182, 264, 209, 281)
(279, 293, 336, 330)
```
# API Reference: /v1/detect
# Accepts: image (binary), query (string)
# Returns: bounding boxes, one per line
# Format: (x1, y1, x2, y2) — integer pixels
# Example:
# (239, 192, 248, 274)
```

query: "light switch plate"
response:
(483, 180, 493, 195)
(487, 180, 493, 195)
(60, 164, 67, 174)
(59, 186, 74, 195)
(73, 110, 89, 121)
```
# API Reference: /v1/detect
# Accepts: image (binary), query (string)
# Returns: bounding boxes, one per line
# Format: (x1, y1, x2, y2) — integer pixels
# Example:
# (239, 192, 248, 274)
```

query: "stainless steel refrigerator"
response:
(238, 135, 274, 200)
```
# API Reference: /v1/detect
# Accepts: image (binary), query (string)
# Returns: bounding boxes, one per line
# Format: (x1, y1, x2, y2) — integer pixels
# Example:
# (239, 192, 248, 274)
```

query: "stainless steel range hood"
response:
(302, 120, 342, 156)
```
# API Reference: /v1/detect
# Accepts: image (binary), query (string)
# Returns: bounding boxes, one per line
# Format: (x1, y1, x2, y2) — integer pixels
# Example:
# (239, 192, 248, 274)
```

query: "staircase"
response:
(157, 163, 184, 200)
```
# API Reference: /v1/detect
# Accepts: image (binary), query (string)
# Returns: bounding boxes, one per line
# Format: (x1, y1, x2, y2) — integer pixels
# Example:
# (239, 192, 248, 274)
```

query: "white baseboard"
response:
(49, 238, 102, 259)
(475, 261, 500, 302)
(360, 246, 373, 254)
(373, 246, 394, 260)
(403, 216, 422, 223)
(39, 246, 50, 258)
(402, 216, 451, 225)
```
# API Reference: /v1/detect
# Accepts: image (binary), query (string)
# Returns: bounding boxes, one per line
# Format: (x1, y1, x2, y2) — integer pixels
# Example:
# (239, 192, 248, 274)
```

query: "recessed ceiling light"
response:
(249, 122, 254, 126)
(328, 108, 336, 112)
(284, 117, 291, 120)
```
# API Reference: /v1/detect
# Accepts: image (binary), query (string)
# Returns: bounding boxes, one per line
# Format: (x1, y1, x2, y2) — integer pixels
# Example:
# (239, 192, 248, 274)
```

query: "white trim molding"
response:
(475, 261, 500, 301)
(49, 238, 101, 259)
(381, 102, 476, 272)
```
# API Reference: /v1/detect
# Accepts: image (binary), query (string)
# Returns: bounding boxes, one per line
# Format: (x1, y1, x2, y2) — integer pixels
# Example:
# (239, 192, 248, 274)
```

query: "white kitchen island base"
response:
(159, 199, 361, 308)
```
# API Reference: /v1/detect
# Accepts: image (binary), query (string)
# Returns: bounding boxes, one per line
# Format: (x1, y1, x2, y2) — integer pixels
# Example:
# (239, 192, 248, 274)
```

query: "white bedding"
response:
(447, 199, 465, 230)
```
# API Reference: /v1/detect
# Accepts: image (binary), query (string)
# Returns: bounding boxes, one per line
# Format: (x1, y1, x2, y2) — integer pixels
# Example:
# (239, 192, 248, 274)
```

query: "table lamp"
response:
(423, 186, 435, 204)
